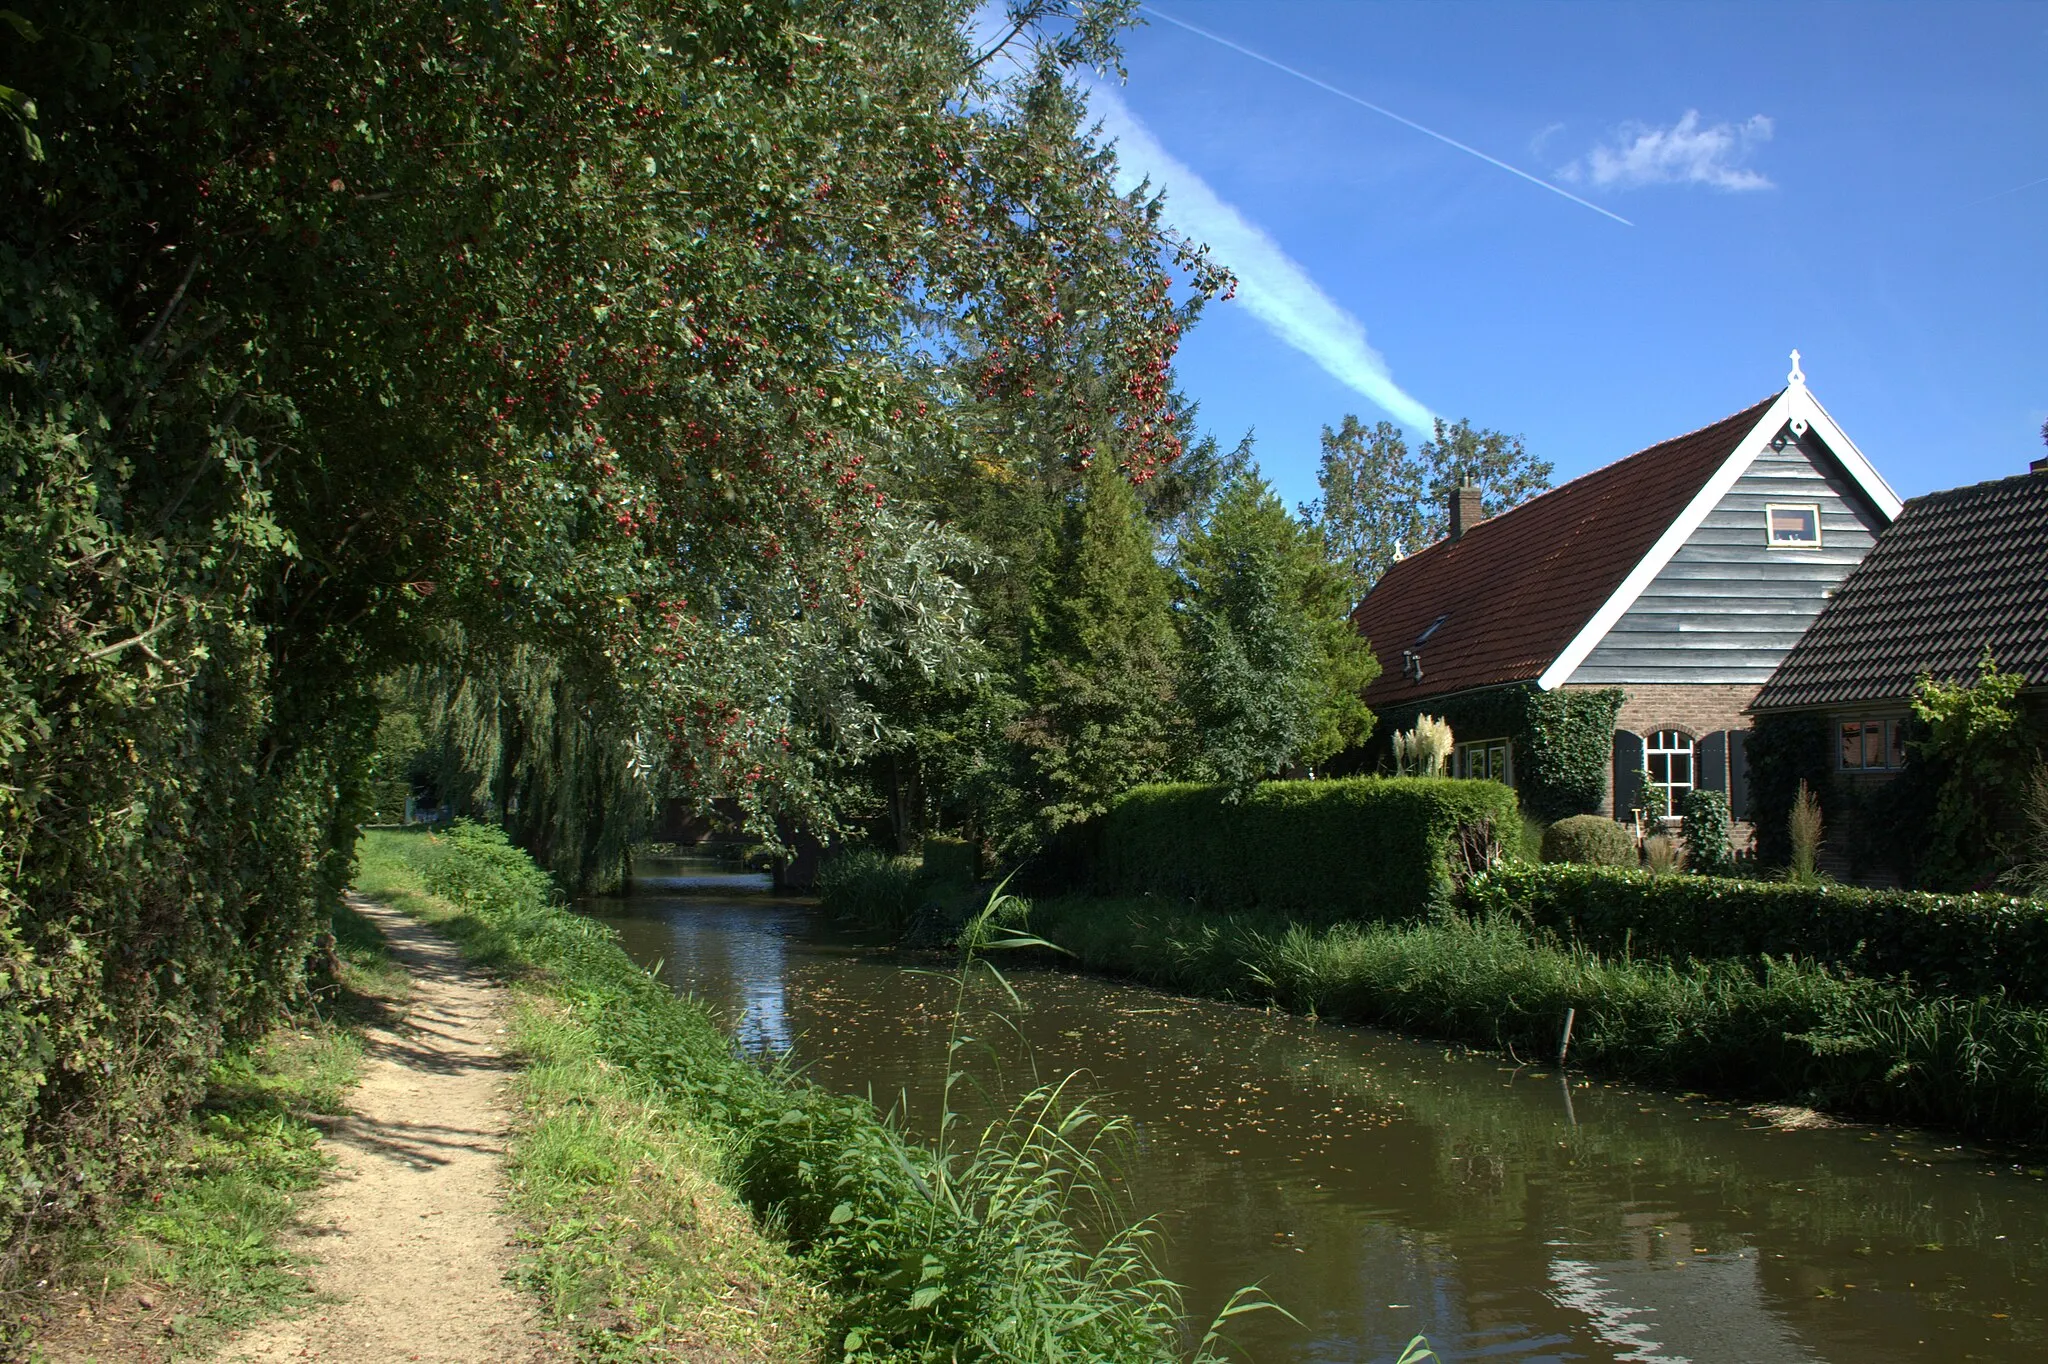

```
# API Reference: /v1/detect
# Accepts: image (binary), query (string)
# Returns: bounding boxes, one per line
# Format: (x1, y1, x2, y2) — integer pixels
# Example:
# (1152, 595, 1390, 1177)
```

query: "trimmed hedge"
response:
(1089, 776, 1521, 924)
(1466, 863, 2048, 1004)
(1541, 814, 1637, 867)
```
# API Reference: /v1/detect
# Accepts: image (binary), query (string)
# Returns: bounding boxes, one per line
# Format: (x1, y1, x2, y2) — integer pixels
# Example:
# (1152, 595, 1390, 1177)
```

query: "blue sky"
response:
(1085, 1, 2046, 510)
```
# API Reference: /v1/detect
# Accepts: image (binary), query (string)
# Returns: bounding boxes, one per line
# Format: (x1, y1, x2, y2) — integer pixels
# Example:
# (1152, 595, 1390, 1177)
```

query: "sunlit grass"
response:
(1015, 894, 2048, 1148)
(361, 824, 1262, 1362)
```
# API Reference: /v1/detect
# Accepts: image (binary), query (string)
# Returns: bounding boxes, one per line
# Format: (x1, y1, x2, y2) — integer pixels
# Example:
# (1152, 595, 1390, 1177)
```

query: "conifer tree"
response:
(1012, 456, 1182, 835)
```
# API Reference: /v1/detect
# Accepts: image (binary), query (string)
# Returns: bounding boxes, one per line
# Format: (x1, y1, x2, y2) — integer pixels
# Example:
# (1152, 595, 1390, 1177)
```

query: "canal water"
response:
(585, 860, 2048, 1364)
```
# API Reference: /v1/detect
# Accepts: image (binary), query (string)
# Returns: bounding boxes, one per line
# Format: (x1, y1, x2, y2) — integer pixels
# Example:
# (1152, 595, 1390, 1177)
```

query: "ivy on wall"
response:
(1518, 688, 1627, 822)
(1358, 683, 1626, 822)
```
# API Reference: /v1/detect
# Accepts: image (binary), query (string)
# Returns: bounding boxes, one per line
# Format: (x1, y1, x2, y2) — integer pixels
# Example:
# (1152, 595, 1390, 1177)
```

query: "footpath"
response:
(210, 894, 555, 1364)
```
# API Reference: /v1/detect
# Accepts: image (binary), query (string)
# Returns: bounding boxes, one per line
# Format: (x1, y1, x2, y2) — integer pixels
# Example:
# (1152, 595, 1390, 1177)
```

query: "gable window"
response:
(1839, 716, 1907, 771)
(1766, 503, 1822, 549)
(1645, 730, 1694, 813)
(1456, 738, 1512, 785)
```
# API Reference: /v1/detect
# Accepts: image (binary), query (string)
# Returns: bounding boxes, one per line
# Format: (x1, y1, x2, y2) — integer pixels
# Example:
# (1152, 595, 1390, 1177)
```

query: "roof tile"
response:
(1752, 469, 2048, 710)
(1354, 394, 1780, 709)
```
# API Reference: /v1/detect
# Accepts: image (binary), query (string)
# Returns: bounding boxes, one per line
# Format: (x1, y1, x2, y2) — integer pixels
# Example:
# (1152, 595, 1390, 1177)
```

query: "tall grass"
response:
(817, 847, 922, 933)
(370, 824, 1227, 1363)
(1789, 779, 1825, 884)
(1015, 893, 2048, 1148)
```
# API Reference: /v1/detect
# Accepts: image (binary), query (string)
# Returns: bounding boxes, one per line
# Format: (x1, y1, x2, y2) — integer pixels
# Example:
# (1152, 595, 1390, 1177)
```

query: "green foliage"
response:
(1541, 815, 1637, 868)
(1177, 474, 1320, 793)
(818, 850, 926, 934)
(1745, 713, 1833, 868)
(1465, 862, 2048, 1006)
(1911, 651, 2043, 889)
(1084, 776, 1522, 924)
(382, 823, 1207, 1363)
(1679, 788, 1736, 877)
(1516, 688, 1625, 821)
(1306, 415, 1553, 600)
(1014, 456, 1183, 840)
(1, 0, 1217, 1261)
(1023, 894, 2048, 1146)
(1176, 467, 1375, 791)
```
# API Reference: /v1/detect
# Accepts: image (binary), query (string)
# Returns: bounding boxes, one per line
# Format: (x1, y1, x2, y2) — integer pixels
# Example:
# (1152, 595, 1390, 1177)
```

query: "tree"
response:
(1012, 455, 1182, 837)
(1178, 469, 1378, 789)
(0, 0, 1218, 1249)
(1308, 416, 1553, 600)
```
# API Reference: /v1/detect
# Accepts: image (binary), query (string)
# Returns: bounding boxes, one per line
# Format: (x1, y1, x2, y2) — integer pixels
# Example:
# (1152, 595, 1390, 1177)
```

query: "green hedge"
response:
(1466, 863, 2048, 1004)
(1090, 776, 1521, 923)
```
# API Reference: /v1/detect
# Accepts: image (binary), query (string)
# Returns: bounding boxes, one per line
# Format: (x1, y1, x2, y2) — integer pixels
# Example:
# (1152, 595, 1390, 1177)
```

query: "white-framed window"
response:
(1838, 716, 1907, 771)
(1456, 738, 1513, 785)
(1645, 730, 1694, 813)
(1766, 503, 1823, 549)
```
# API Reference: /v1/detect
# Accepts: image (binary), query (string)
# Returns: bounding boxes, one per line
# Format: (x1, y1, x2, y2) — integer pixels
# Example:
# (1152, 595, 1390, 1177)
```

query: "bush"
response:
(1541, 814, 1636, 867)
(1465, 862, 2048, 1006)
(1679, 788, 1735, 877)
(1086, 777, 1522, 924)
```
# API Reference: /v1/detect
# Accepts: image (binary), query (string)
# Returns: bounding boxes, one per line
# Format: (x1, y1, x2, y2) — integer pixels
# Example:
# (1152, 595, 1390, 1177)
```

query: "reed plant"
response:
(818, 847, 923, 932)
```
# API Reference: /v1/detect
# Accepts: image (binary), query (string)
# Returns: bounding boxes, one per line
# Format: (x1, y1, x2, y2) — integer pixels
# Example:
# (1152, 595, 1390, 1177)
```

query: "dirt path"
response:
(213, 894, 555, 1364)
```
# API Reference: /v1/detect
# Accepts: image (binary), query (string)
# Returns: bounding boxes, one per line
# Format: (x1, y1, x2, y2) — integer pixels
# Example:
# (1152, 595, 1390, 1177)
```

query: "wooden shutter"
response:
(1728, 729, 1750, 820)
(1699, 731, 1728, 794)
(1612, 730, 1645, 817)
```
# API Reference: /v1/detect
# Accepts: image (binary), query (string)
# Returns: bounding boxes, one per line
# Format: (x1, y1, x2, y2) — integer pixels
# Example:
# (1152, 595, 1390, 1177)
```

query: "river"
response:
(584, 859, 2048, 1364)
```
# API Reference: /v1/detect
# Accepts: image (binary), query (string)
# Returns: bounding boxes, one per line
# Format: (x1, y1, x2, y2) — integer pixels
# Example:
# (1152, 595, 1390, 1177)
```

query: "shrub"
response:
(1465, 862, 2048, 1006)
(1087, 777, 1521, 924)
(1680, 788, 1736, 877)
(1541, 814, 1637, 867)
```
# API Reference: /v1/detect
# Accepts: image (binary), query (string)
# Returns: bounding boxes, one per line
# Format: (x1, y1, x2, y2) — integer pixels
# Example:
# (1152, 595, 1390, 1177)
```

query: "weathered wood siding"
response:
(1568, 427, 1888, 685)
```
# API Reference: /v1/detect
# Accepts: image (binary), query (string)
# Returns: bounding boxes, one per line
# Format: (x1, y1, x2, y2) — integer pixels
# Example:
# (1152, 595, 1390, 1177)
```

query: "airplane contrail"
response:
(1141, 4, 1635, 228)
(1957, 173, 2048, 209)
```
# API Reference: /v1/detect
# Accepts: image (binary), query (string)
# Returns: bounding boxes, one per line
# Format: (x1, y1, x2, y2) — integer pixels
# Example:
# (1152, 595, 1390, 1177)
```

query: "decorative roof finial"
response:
(1788, 349, 1805, 387)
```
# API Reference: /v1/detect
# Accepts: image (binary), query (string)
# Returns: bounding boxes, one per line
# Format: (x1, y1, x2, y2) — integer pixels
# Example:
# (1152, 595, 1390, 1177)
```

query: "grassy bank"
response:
(955, 891, 2048, 1150)
(18, 900, 402, 1360)
(357, 825, 1221, 1364)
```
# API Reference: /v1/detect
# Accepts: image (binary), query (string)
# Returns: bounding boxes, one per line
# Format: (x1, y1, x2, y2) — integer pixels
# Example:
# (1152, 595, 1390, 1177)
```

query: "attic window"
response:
(1414, 613, 1449, 645)
(1766, 503, 1822, 549)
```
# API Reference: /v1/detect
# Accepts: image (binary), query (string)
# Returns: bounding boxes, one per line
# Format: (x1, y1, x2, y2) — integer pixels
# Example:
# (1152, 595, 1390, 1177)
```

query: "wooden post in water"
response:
(1557, 1006, 1577, 1069)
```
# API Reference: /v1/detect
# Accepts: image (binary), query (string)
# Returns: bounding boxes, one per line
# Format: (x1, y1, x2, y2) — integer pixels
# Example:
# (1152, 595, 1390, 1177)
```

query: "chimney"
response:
(1449, 477, 1484, 541)
(2032, 456, 2048, 474)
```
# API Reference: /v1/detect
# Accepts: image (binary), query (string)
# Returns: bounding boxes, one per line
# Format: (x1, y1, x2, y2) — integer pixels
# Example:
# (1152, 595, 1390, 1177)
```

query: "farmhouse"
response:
(1350, 356, 1901, 825)
(1746, 455, 2048, 877)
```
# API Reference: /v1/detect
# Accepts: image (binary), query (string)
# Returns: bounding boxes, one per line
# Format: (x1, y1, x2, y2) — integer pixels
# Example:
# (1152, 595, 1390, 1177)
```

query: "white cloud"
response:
(1085, 80, 1436, 432)
(1562, 111, 1776, 192)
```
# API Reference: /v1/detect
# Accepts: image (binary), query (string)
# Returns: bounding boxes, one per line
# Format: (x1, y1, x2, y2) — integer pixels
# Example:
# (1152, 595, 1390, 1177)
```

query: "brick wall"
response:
(1561, 681, 1761, 825)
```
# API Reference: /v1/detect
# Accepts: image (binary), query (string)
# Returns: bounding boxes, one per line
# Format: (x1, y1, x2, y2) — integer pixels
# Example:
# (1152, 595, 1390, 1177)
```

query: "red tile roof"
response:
(1354, 393, 1781, 710)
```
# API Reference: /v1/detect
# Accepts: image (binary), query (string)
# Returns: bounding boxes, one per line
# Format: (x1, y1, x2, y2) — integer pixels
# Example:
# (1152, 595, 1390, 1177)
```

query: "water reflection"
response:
(585, 858, 2048, 1364)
